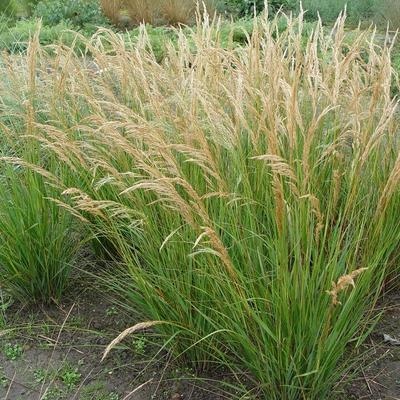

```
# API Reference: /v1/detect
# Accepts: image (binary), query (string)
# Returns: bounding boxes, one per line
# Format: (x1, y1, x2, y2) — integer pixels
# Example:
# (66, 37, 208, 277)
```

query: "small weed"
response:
(38, 341, 52, 350)
(0, 290, 12, 329)
(41, 323, 51, 335)
(3, 343, 23, 360)
(105, 306, 118, 317)
(41, 386, 66, 400)
(60, 366, 81, 389)
(132, 336, 146, 355)
(80, 382, 120, 400)
(0, 369, 8, 388)
(69, 315, 85, 328)
(33, 368, 46, 384)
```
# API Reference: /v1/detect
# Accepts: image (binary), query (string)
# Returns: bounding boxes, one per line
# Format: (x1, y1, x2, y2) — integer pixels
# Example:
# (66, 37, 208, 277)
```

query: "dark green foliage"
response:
(33, 0, 109, 29)
(224, 0, 297, 16)
(227, 0, 266, 16)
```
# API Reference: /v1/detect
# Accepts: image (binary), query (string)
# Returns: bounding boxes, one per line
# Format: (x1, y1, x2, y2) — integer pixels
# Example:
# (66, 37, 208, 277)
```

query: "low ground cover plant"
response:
(0, 9, 399, 400)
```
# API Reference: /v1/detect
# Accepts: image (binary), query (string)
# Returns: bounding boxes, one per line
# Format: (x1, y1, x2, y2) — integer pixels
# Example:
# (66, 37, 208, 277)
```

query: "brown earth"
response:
(0, 276, 233, 400)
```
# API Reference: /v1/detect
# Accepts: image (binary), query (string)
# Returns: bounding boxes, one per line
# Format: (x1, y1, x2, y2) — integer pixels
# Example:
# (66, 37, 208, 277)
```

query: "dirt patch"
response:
(0, 273, 232, 400)
(340, 290, 400, 400)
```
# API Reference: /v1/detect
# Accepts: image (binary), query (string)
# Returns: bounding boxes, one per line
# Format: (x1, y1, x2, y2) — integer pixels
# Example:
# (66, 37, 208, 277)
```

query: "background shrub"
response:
(373, 0, 400, 30)
(33, 0, 109, 29)
(0, 0, 41, 17)
(224, 0, 297, 16)
(301, 0, 375, 22)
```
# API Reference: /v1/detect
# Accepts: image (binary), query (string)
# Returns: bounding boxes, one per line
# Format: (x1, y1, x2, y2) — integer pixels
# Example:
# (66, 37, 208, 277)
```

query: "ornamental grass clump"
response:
(1, 11, 399, 399)
(0, 36, 79, 303)
(124, 0, 215, 26)
(100, 0, 123, 26)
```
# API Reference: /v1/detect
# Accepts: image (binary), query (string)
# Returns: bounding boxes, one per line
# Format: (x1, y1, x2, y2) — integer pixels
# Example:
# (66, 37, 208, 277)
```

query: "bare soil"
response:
(0, 275, 232, 400)
(339, 290, 400, 400)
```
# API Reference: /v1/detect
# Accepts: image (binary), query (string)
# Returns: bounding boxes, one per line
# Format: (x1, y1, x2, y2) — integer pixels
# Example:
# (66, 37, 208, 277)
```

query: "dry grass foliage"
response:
(327, 268, 368, 306)
(100, 0, 124, 26)
(124, 0, 215, 25)
(102, 321, 163, 361)
(123, 0, 156, 25)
